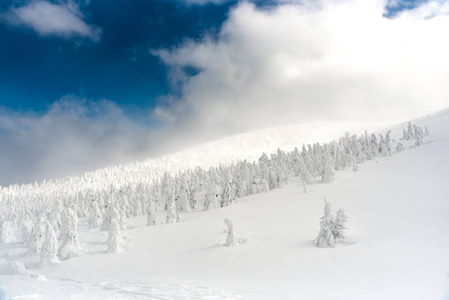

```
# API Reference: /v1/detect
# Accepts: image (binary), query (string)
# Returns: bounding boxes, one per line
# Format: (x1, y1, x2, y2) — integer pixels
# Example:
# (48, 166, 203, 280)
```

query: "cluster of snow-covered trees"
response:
(0, 122, 428, 259)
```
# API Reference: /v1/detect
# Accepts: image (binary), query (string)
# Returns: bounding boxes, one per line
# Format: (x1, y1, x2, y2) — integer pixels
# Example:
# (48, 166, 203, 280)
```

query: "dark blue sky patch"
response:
(0, 0, 236, 115)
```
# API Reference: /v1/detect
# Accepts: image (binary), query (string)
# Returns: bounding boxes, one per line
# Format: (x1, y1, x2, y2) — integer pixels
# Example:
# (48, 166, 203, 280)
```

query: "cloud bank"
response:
(0, 97, 157, 185)
(2, 1, 101, 41)
(153, 0, 449, 140)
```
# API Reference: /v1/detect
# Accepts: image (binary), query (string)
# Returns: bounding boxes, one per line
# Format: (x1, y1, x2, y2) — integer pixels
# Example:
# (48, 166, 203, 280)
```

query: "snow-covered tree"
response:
(224, 218, 238, 247)
(352, 156, 359, 172)
(7, 261, 27, 275)
(297, 158, 312, 184)
(146, 199, 157, 226)
(415, 126, 424, 146)
(77, 200, 87, 218)
(166, 192, 180, 224)
(60, 208, 78, 243)
(21, 219, 33, 246)
(100, 202, 115, 231)
(118, 205, 127, 230)
(314, 199, 348, 248)
(88, 201, 103, 229)
(0, 220, 15, 244)
(176, 177, 191, 212)
(58, 208, 81, 260)
(379, 142, 388, 157)
(58, 228, 81, 261)
(221, 170, 238, 207)
(406, 122, 413, 140)
(237, 179, 247, 198)
(40, 220, 59, 266)
(333, 208, 348, 243)
(322, 158, 335, 184)
(314, 199, 336, 248)
(260, 178, 269, 193)
(106, 219, 122, 253)
(134, 197, 144, 217)
(204, 182, 220, 211)
(187, 176, 198, 210)
(302, 180, 308, 193)
(396, 142, 404, 152)
(28, 215, 46, 254)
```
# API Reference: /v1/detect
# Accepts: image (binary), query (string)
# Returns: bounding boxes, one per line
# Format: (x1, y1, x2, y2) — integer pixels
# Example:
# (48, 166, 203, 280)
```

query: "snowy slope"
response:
(1, 110, 449, 299)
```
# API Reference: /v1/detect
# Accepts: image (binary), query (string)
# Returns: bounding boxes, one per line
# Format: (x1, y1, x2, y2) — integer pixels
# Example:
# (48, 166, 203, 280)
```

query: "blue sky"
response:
(1, 0, 448, 185)
(0, 0, 237, 114)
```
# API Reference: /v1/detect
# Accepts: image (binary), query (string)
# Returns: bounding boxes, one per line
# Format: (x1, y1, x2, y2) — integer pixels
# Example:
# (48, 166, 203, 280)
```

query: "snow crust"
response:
(1, 110, 449, 299)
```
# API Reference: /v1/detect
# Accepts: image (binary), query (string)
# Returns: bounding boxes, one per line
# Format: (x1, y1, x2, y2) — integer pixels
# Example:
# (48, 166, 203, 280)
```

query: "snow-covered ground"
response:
(1, 110, 448, 299)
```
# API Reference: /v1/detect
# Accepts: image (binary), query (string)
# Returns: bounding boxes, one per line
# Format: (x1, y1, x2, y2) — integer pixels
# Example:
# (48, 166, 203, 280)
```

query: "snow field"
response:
(1, 109, 449, 299)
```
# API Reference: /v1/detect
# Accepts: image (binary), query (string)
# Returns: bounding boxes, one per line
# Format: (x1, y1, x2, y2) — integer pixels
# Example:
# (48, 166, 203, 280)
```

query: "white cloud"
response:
(153, 0, 449, 140)
(2, 1, 101, 41)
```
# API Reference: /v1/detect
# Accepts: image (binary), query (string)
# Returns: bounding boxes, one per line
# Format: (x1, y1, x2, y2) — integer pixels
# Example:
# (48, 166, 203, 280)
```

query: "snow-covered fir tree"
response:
(333, 208, 348, 243)
(204, 182, 221, 211)
(322, 154, 335, 184)
(314, 199, 336, 248)
(58, 228, 81, 261)
(302, 180, 308, 193)
(146, 199, 157, 226)
(166, 192, 180, 224)
(224, 218, 238, 247)
(260, 178, 269, 193)
(0, 220, 14, 244)
(106, 219, 122, 253)
(21, 219, 33, 247)
(57, 208, 81, 260)
(314, 199, 348, 248)
(40, 220, 59, 266)
(88, 201, 103, 229)
(28, 214, 47, 254)
(221, 170, 238, 207)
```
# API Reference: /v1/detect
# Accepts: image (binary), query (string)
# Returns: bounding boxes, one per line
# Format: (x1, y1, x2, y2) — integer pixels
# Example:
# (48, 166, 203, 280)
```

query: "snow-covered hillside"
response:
(1, 110, 448, 299)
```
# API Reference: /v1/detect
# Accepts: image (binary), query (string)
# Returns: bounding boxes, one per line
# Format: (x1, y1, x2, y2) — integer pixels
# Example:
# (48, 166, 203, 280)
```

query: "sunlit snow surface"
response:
(1, 111, 449, 299)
